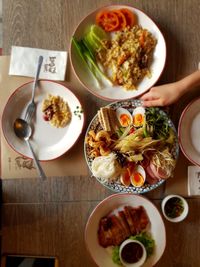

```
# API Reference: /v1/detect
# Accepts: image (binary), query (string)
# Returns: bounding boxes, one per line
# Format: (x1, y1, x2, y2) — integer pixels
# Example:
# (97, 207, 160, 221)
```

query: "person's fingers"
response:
(140, 92, 152, 100)
(140, 90, 159, 101)
(142, 99, 164, 107)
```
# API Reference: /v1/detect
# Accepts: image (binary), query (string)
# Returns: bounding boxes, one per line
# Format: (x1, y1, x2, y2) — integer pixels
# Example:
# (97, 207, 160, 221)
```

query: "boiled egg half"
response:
(116, 107, 132, 127)
(130, 165, 146, 187)
(132, 107, 146, 127)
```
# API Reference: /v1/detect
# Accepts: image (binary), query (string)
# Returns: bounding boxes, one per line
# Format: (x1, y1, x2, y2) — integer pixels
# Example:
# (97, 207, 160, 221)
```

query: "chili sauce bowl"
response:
(119, 239, 147, 267)
(161, 194, 189, 223)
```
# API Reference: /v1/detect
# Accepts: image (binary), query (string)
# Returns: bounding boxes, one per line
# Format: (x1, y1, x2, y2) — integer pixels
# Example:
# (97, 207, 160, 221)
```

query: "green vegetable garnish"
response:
(145, 107, 170, 139)
(130, 232, 155, 257)
(72, 25, 112, 88)
(112, 246, 122, 265)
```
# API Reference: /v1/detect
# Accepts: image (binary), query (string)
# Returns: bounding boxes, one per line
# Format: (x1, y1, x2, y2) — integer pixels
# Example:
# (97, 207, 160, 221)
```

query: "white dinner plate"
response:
(70, 4, 166, 101)
(85, 193, 166, 267)
(1, 80, 85, 161)
(178, 97, 200, 166)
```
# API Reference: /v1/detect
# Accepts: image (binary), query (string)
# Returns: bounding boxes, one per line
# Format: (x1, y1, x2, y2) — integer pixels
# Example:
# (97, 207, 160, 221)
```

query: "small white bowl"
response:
(161, 195, 189, 223)
(119, 239, 147, 267)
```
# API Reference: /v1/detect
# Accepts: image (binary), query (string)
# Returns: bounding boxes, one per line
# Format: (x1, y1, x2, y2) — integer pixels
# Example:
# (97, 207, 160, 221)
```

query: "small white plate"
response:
(1, 80, 84, 161)
(70, 4, 166, 101)
(85, 193, 166, 267)
(178, 97, 200, 166)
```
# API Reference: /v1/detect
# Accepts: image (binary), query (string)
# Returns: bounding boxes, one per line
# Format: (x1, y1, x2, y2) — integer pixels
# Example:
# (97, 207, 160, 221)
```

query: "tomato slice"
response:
(120, 8, 136, 27)
(112, 10, 127, 30)
(96, 10, 119, 32)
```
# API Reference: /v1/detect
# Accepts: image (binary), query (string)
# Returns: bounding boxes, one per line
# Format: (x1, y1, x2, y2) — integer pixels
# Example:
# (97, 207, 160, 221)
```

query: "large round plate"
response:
(178, 97, 200, 166)
(85, 193, 166, 267)
(1, 80, 84, 161)
(84, 99, 179, 194)
(70, 4, 166, 101)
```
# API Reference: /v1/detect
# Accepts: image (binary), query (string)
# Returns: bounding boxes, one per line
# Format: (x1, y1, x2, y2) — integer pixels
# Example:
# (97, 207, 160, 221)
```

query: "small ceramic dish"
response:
(161, 195, 189, 223)
(119, 239, 147, 267)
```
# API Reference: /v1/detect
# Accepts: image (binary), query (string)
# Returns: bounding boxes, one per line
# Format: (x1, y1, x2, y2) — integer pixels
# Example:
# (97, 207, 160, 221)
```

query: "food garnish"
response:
(72, 25, 112, 88)
(96, 9, 136, 32)
(42, 94, 71, 128)
(73, 105, 83, 120)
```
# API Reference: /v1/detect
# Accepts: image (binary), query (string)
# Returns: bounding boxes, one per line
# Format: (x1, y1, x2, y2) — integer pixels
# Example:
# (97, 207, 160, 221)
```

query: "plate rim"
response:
(69, 4, 167, 102)
(84, 193, 166, 267)
(178, 96, 200, 166)
(1, 79, 85, 161)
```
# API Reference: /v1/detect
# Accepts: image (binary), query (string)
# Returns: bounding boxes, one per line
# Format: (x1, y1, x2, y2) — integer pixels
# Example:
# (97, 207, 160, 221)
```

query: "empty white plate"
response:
(178, 97, 200, 166)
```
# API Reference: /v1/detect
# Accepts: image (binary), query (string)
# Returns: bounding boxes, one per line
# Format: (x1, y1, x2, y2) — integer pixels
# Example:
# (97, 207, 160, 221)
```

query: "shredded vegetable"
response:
(151, 148, 176, 178)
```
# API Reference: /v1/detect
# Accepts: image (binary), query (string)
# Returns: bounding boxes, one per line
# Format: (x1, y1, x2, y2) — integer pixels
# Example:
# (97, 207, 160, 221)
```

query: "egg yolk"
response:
(131, 172, 144, 187)
(120, 114, 131, 127)
(133, 113, 144, 127)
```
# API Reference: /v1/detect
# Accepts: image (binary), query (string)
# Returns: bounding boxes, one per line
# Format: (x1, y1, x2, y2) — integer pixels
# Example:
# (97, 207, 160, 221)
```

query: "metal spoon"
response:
(13, 118, 46, 180)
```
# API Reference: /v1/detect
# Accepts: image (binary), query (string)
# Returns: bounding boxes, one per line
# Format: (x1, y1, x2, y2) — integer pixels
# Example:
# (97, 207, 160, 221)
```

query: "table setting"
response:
(1, 1, 200, 267)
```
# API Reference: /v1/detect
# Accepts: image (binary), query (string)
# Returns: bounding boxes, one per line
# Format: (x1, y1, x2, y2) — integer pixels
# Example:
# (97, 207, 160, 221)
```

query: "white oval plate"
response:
(85, 193, 166, 267)
(70, 4, 166, 101)
(1, 80, 84, 161)
(178, 97, 200, 166)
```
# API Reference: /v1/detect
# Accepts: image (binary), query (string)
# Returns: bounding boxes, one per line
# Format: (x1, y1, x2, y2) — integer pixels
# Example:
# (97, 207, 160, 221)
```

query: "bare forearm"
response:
(177, 70, 200, 97)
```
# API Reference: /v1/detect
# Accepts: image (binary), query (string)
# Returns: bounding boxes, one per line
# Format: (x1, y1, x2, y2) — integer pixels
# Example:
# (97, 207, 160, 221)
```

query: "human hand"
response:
(140, 82, 183, 107)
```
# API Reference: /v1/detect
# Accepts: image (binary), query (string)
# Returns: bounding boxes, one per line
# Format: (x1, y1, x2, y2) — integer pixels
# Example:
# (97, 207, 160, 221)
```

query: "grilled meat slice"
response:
(138, 206, 150, 230)
(118, 210, 131, 237)
(123, 206, 137, 235)
(128, 206, 149, 233)
(98, 205, 150, 248)
(108, 215, 129, 246)
(98, 217, 114, 248)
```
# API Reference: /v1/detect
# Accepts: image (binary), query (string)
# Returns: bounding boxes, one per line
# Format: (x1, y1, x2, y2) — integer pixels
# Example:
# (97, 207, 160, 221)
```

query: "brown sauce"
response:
(121, 242, 143, 263)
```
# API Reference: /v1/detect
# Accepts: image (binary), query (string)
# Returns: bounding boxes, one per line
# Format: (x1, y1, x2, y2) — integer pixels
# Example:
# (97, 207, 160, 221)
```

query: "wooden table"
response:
(1, 0, 200, 266)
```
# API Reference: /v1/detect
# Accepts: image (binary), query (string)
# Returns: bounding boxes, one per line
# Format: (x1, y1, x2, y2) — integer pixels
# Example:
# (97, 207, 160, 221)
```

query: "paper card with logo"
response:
(9, 46, 68, 81)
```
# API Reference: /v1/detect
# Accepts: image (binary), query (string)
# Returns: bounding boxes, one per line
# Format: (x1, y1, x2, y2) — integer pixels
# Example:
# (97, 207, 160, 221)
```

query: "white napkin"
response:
(188, 165, 200, 196)
(9, 46, 68, 81)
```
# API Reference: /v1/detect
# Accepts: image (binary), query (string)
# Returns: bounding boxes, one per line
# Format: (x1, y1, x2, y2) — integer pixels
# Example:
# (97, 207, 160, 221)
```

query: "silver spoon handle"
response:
(31, 55, 43, 102)
(26, 140, 46, 180)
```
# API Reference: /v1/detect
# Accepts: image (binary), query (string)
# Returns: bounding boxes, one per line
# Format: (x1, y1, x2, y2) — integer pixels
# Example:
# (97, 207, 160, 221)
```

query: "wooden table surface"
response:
(1, 0, 200, 266)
